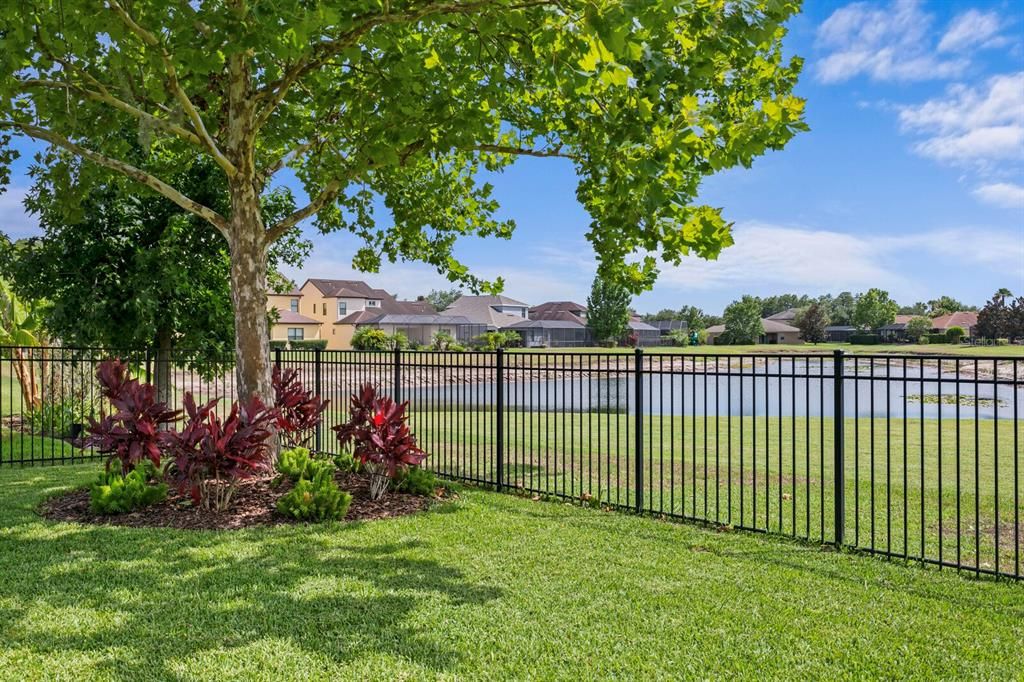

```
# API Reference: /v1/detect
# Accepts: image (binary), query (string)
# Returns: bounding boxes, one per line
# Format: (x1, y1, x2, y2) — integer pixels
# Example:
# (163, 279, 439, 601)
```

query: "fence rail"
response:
(2, 345, 1020, 580)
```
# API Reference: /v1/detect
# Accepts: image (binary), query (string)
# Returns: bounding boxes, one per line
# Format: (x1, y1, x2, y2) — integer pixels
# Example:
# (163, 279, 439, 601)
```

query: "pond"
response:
(405, 358, 1022, 420)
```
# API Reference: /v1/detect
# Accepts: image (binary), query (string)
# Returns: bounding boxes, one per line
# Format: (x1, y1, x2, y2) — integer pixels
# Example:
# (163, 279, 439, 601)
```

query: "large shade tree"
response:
(1, 155, 309, 403)
(0, 1, 806, 403)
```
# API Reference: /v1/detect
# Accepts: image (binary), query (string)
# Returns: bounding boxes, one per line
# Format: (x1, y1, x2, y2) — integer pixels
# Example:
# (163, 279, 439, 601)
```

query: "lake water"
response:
(405, 358, 1021, 420)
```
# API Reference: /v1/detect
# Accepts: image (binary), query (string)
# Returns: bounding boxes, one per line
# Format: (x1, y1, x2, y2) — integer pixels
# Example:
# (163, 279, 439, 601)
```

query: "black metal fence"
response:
(1, 346, 1020, 580)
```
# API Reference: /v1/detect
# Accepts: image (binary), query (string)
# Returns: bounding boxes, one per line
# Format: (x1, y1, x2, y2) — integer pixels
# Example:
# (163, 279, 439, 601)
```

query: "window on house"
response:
(287, 328, 305, 341)
(338, 301, 347, 318)
(322, 303, 327, 315)
(367, 299, 380, 308)
(289, 298, 298, 313)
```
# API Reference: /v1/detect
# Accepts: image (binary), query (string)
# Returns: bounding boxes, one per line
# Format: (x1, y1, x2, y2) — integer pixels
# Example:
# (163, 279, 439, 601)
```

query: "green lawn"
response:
(405, 412, 1023, 576)
(510, 343, 1024, 357)
(0, 464, 1021, 680)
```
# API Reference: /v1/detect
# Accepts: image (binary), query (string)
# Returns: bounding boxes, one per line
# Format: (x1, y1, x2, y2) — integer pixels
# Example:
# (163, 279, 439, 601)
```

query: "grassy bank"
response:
(0, 464, 1021, 680)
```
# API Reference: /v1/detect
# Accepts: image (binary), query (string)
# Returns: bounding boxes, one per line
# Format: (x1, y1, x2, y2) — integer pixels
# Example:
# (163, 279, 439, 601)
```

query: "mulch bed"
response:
(40, 470, 453, 531)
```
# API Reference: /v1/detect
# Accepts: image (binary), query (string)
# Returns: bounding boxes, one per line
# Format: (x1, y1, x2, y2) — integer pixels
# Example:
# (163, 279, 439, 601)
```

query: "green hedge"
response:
(848, 334, 881, 345)
(290, 339, 328, 350)
(925, 333, 949, 344)
(269, 340, 288, 350)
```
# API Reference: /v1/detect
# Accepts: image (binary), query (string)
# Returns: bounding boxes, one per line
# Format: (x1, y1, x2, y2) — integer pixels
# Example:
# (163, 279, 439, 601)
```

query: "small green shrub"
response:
(475, 330, 521, 350)
(352, 327, 391, 351)
(333, 450, 358, 473)
(996, 338, 1009, 346)
(394, 466, 438, 496)
(946, 326, 966, 343)
(849, 333, 881, 345)
(277, 446, 314, 480)
(269, 340, 288, 350)
(89, 462, 168, 515)
(432, 329, 457, 350)
(276, 467, 351, 521)
(925, 333, 949, 344)
(24, 399, 93, 436)
(278, 447, 337, 481)
(917, 336, 929, 345)
(290, 339, 328, 350)
(665, 329, 688, 347)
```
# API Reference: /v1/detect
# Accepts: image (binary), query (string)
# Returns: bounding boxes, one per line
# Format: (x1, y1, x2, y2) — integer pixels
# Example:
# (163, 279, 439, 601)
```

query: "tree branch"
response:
(264, 178, 343, 244)
(0, 120, 230, 236)
(17, 79, 203, 148)
(256, 139, 318, 188)
(255, 0, 556, 130)
(471, 143, 573, 159)
(106, 0, 237, 178)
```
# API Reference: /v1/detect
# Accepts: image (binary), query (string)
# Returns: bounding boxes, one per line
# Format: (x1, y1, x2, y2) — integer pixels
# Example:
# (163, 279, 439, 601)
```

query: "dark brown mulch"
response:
(39, 470, 453, 531)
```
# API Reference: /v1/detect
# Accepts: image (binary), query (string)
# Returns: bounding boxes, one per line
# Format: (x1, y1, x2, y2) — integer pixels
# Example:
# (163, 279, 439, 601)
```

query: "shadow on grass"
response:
(0, 485, 501, 678)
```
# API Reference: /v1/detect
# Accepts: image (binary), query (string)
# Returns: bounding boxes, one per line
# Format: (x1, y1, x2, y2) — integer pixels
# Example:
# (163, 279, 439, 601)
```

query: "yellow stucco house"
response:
(267, 279, 448, 350)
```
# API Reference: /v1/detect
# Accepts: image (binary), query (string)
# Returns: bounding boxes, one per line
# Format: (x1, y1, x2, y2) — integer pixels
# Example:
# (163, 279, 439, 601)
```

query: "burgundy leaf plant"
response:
(333, 383, 427, 500)
(164, 392, 279, 511)
(85, 359, 180, 476)
(272, 366, 328, 448)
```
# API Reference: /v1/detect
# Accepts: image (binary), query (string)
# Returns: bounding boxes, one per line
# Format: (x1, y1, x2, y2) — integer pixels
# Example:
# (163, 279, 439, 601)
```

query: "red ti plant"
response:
(272, 366, 328, 448)
(333, 383, 427, 500)
(85, 359, 180, 476)
(164, 393, 279, 511)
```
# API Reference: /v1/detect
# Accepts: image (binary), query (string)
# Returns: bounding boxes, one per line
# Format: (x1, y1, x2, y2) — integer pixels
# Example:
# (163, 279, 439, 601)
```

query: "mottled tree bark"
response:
(227, 184, 272, 407)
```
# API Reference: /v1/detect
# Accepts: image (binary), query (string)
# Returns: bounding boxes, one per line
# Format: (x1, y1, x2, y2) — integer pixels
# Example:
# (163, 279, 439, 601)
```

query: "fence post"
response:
(393, 347, 402, 403)
(634, 347, 644, 514)
(833, 349, 845, 547)
(496, 348, 504, 492)
(144, 347, 152, 384)
(314, 347, 323, 452)
(274, 347, 282, 370)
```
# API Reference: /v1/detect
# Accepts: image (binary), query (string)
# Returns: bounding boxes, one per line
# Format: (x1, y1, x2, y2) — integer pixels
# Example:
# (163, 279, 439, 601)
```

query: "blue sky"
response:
(2, 0, 1022, 314)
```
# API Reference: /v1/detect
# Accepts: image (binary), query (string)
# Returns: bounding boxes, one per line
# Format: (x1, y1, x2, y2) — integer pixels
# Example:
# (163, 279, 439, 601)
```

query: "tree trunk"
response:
(152, 328, 174, 407)
(227, 186, 272, 407)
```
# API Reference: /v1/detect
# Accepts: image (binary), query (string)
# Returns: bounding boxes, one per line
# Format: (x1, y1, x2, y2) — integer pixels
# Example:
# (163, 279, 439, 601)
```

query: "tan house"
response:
(267, 279, 434, 349)
(705, 319, 803, 345)
(444, 295, 530, 329)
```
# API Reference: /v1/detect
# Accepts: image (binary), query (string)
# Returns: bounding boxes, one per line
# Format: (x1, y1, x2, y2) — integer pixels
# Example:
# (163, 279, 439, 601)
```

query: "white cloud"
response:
(815, 0, 968, 83)
(938, 9, 1006, 53)
(915, 125, 1024, 162)
(972, 182, 1024, 209)
(0, 187, 40, 239)
(898, 73, 1024, 134)
(652, 222, 1024, 298)
(897, 72, 1024, 166)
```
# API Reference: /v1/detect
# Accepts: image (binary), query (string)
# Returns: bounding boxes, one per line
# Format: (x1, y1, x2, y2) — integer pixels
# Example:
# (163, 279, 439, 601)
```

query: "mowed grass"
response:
(0, 464, 1022, 680)
(407, 411, 1024, 576)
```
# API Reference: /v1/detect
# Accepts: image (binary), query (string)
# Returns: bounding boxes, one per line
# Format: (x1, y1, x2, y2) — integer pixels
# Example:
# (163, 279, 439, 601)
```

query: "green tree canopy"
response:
(422, 288, 463, 313)
(0, 1, 806, 402)
(794, 302, 828, 343)
(721, 295, 763, 344)
(586, 276, 631, 344)
(821, 291, 855, 326)
(904, 316, 932, 341)
(642, 304, 717, 331)
(852, 288, 898, 332)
